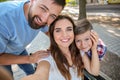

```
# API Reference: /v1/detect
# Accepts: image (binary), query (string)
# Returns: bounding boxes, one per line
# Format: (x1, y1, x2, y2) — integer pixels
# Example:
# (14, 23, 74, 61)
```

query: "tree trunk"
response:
(78, 0, 86, 20)
(91, 0, 93, 3)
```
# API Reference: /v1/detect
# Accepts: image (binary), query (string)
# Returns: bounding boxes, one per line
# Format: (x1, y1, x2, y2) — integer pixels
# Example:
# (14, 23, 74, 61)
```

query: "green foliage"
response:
(0, 0, 8, 2)
(67, 1, 77, 6)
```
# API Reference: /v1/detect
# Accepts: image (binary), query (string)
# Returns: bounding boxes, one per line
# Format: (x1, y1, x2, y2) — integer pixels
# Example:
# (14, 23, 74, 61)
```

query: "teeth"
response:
(37, 17, 41, 23)
(35, 17, 41, 25)
(61, 39, 69, 42)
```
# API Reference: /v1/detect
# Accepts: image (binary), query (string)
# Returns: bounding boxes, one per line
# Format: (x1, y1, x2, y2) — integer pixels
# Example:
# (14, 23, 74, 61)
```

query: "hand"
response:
(28, 50, 50, 63)
(90, 30, 99, 50)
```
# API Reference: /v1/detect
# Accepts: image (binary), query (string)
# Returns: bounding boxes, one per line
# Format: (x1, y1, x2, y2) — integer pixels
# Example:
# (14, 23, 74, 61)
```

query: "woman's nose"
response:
(62, 31, 68, 37)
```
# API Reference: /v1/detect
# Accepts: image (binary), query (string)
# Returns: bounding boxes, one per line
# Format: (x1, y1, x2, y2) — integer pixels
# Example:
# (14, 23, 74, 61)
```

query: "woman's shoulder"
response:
(37, 55, 54, 64)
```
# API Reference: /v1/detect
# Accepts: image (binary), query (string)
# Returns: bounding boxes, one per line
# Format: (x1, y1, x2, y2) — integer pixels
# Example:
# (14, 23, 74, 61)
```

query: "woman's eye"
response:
(67, 27, 73, 31)
(68, 28, 72, 31)
(54, 29, 60, 32)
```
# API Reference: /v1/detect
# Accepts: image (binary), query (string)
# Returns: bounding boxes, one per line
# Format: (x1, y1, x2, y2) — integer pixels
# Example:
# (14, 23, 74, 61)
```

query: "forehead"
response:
(55, 19, 73, 28)
(76, 30, 91, 38)
(36, 0, 63, 15)
(37, 0, 56, 7)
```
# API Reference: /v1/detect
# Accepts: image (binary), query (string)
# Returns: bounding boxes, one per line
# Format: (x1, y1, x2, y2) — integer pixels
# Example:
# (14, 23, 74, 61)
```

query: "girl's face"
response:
(53, 19, 74, 48)
(75, 30, 92, 52)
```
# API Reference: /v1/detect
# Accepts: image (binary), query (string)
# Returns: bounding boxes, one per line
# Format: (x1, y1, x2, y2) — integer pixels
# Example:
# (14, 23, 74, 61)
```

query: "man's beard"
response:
(28, 8, 46, 29)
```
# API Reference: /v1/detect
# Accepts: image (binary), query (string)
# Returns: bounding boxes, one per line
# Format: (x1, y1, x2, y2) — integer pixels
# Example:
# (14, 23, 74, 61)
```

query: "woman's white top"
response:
(38, 55, 81, 80)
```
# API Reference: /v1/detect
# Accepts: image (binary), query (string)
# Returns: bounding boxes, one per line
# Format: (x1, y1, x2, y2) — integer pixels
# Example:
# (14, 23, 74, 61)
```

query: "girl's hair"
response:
(49, 15, 84, 80)
(75, 18, 93, 35)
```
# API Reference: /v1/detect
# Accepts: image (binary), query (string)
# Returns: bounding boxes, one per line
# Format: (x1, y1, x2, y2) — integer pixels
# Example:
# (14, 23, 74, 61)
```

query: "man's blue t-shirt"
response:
(0, 1, 48, 55)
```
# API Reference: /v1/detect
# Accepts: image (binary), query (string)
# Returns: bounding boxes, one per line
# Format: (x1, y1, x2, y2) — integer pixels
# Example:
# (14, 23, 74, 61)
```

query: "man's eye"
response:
(40, 7, 46, 12)
(50, 15, 56, 20)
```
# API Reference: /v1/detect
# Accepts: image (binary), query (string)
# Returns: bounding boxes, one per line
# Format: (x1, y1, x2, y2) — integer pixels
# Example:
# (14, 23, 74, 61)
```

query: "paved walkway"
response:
(12, 65, 26, 80)
(13, 32, 50, 80)
(93, 23, 120, 57)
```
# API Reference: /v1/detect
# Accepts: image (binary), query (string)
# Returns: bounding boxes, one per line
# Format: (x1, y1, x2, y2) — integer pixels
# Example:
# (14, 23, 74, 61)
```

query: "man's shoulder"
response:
(0, 1, 27, 26)
(0, 1, 21, 8)
(0, 1, 26, 14)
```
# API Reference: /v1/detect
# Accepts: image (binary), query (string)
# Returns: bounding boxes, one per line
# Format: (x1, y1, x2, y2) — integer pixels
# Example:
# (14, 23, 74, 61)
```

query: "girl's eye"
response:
(85, 38, 90, 41)
(76, 39, 81, 43)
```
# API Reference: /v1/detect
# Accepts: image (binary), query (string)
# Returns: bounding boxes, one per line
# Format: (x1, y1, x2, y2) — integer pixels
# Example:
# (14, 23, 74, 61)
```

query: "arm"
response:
(82, 31, 100, 76)
(0, 53, 30, 65)
(21, 61, 50, 80)
(34, 61, 50, 80)
(0, 66, 13, 80)
(0, 50, 49, 65)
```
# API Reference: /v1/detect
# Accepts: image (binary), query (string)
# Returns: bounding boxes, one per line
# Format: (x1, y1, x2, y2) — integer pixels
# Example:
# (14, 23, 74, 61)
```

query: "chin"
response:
(82, 49, 89, 52)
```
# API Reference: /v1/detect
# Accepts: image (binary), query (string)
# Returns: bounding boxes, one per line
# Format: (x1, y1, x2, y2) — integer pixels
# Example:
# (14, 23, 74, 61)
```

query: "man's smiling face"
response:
(28, 0, 63, 29)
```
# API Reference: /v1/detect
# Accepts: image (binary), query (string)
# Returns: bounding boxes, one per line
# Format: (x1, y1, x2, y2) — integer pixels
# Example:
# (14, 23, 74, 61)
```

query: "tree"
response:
(91, 0, 93, 3)
(78, 0, 86, 20)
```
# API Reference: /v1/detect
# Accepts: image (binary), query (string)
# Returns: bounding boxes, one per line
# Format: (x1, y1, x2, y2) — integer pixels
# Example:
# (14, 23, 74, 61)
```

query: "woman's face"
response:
(53, 19, 74, 48)
(75, 30, 92, 52)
